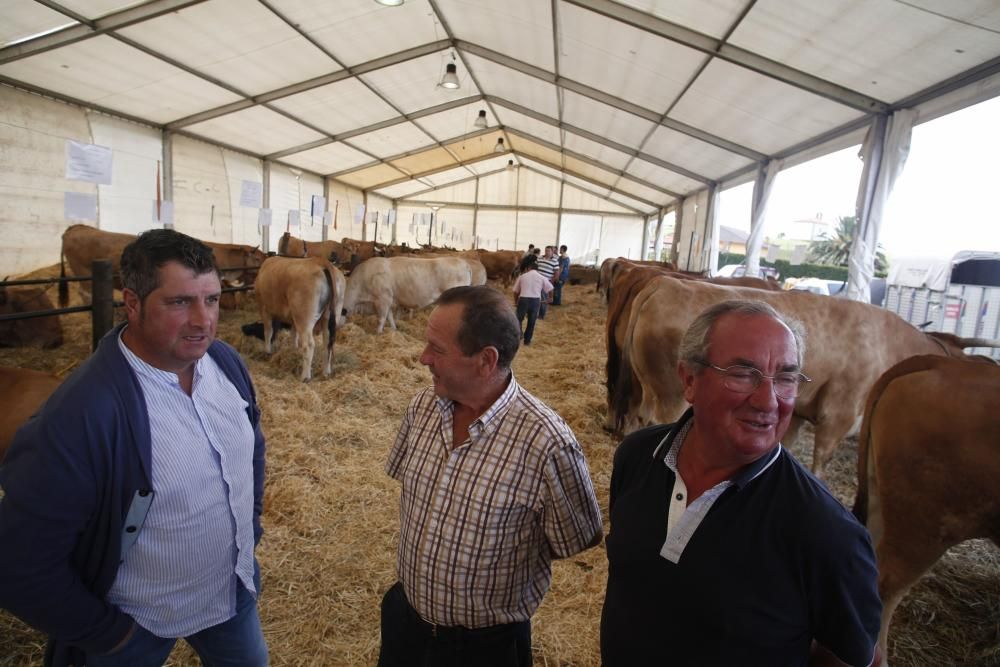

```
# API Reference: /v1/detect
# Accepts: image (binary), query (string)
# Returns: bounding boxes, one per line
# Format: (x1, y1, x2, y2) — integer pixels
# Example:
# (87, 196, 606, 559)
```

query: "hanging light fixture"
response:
(439, 55, 460, 90)
(374, 0, 404, 5)
(506, 159, 515, 170)
(474, 109, 487, 129)
(494, 137, 506, 153)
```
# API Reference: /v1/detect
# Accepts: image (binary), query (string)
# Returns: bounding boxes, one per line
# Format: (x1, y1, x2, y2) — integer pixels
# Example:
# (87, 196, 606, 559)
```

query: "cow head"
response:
(0, 286, 63, 349)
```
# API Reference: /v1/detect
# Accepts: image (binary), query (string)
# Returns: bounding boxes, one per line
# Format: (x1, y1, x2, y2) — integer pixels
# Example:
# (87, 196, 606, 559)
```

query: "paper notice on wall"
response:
(65, 141, 112, 185)
(322, 211, 333, 227)
(766, 243, 781, 262)
(152, 200, 175, 225)
(790, 244, 807, 266)
(387, 210, 396, 226)
(64, 192, 97, 221)
(311, 195, 326, 218)
(258, 208, 272, 227)
(288, 210, 300, 227)
(354, 204, 366, 225)
(240, 180, 262, 207)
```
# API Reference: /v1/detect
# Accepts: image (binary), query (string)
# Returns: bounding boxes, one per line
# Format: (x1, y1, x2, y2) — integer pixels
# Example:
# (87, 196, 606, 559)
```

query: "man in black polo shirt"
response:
(600, 300, 881, 667)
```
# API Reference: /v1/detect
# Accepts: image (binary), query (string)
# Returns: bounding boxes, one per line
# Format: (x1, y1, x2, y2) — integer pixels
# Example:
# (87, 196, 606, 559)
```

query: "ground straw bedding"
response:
(0, 275, 996, 666)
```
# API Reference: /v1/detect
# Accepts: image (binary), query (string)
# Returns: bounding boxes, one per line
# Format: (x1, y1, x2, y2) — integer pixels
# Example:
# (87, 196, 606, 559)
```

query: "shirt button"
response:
(125, 526, 137, 533)
(676, 493, 684, 501)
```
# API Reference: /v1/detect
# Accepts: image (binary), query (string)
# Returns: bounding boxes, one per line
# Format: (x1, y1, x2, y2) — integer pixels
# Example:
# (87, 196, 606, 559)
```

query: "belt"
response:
(397, 584, 523, 642)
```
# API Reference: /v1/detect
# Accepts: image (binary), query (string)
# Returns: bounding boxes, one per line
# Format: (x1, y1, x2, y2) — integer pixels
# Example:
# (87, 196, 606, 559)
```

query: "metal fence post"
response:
(91, 260, 114, 351)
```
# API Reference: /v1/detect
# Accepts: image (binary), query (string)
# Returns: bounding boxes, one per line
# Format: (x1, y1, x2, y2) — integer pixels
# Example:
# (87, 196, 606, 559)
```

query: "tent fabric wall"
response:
(88, 113, 162, 237)
(268, 166, 324, 243)
(326, 180, 364, 241)
(222, 151, 263, 248)
(171, 135, 237, 244)
(512, 210, 558, 251)
(558, 213, 603, 265)
(599, 216, 646, 263)
(474, 209, 519, 251)
(675, 190, 714, 272)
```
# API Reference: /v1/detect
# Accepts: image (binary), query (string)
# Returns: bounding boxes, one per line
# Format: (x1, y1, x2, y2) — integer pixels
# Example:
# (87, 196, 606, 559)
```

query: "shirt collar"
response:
(434, 370, 519, 437)
(653, 407, 782, 490)
(118, 325, 203, 388)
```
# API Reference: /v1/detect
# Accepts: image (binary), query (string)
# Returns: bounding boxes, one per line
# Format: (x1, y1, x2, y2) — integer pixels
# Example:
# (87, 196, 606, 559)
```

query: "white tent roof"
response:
(2, 0, 999, 216)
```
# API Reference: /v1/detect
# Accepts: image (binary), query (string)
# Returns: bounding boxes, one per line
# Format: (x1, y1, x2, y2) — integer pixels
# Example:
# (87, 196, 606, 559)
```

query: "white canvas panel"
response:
(469, 155, 519, 175)
(516, 169, 561, 208)
(563, 131, 633, 171)
(560, 184, 632, 215)
(562, 155, 620, 188)
(417, 103, 497, 143)
(614, 0, 751, 39)
(117, 0, 337, 97)
(2, 0, 74, 48)
(561, 89, 657, 148)
(491, 104, 562, 145)
(643, 124, 752, 181)
(335, 162, 407, 190)
(474, 209, 518, 251)
(438, 0, 554, 71)
(463, 53, 559, 118)
(344, 121, 435, 159)
(732, 0, 1000, 104)
(184, 105, 326, 156)
(407, 179, 478, 204)
(507, 135, 564, 167)
(269, 78, 398, 137)
(366, 192, 393, 244)
(374, 179, 436, 200)
(422, 164, 477, 187)
(431, 207, 474, 249)
(222, 151, 264, 247)
(281, 141, 373, 176)
(612, 177, 670, 208)
(565, 174, 610, 199)
(360, 52, 479, 115)
(52, 1, 149, 20)
(514, 211, 558, 249)
(477, 168, 519, 206)
(0, 36, 243, 123)
(607, 191, 657, 215)
(670, 59, 862, 155)
(626, 157, 705, 196)
(559, 213, 604, 265)
(275, 0, 439, 68)
(270, 167, 326, 241)
(559, 2, 705, 114)
(600, 216, 646, 262)
(518, 158, 564, 181)
(0, 87, 96, 274)
(87, 112, 162, 236)
(326, 179, 365, 239)
(390, 146, 460, 177)
(171, 135, 239, 244)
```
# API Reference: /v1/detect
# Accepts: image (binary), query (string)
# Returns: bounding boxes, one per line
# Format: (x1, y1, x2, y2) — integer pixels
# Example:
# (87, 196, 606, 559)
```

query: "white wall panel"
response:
(88, 112, 162, 236)
(599, 216, 645, 263)
(474, 209, 518, 251)
(327, 180, 365, 241)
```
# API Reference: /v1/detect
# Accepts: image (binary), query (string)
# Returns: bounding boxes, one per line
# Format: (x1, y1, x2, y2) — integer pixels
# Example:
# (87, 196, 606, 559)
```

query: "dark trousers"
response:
(378, 582, 532, 667)
(515, 297, 541, 344)
(552, 280, 565, 305)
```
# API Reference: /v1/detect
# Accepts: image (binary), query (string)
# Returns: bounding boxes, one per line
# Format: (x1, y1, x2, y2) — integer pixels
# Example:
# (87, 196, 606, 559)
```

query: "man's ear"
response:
(122, 288, 141, 320)
(478, 345, 500, 375)
(678, 361, 697, 404)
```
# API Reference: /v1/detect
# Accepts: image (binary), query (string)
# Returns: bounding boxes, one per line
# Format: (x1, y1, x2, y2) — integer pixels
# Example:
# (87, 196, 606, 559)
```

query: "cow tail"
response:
(59, 246, 69, 308)
(323, 268, 336, 356)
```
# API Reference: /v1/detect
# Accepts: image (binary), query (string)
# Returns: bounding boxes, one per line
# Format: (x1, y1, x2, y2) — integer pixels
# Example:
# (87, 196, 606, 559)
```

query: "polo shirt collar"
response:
(434, 370, 519, 438)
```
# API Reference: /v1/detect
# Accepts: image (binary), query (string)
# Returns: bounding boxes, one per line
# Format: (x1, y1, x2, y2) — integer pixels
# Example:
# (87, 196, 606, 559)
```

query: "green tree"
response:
(808, 216, 888, 272)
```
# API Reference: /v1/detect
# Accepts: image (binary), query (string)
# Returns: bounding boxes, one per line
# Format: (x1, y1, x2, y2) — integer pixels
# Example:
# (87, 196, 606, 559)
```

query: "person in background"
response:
(0, 229, 268, 667)
(535, 246, 560, 319)
(522, 243, 535, 261)
(379, 286, 602, 667)
(552, 244, 571, 306)
(512, 254, 553, 346)
(601, 299, 881, 667)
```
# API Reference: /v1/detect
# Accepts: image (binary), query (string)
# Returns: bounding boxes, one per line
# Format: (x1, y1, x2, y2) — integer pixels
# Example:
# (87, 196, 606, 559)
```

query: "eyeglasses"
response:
(696, 361, 811, 400)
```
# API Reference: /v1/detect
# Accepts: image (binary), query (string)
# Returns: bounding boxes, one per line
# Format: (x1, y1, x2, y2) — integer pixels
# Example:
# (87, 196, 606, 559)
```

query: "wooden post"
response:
(91, 260, 114, 351)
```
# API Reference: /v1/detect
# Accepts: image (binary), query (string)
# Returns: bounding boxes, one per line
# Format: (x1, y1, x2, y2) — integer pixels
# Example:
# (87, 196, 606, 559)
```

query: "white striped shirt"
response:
(387, 374, 602, 628)
(536, 256, 559, 280)
(107, 330, 257, 637)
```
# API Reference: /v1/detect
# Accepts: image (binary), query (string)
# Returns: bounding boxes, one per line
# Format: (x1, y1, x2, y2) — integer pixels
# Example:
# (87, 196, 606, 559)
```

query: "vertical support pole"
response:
(91, 260, 114, 351)
(262, 160, 271, 254)
(472, 177, 480, 249)
(162, 131, 174, 230)
(555, 179, 565, 249)
(322, 178, 330, 242)
(362, 191, 369, 242)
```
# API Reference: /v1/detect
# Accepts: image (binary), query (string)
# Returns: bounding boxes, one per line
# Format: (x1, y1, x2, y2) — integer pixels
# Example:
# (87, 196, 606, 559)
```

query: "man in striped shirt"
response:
(379, 286, 603, 667)
(535, 246, 560, 320)
(0, 230, 267, 667)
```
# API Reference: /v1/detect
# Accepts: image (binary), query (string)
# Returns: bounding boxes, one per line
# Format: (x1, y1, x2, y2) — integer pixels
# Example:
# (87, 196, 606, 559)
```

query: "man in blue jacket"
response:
(0, 229, 268, 667)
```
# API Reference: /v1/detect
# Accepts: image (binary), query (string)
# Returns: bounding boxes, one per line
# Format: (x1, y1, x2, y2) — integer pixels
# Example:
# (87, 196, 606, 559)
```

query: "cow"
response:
(472, 249, 522, 287)
(340, 238, 384, 264)
(852, 354, 1000, 663)
(253, 256, 346, 382)
(343, 256, 475, 334)
(612, 274, 1000, 477)
(0, 367, 62, 461)
(277, 232, 349, 266)
(202, 240, 266, 286)
(0, 285, 63, 349)
(597, 257, 675, 301)
(568, 264, 600, 285)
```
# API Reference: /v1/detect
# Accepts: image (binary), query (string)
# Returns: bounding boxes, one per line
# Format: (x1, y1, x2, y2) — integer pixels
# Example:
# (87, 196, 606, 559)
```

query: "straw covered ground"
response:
(0, 273, 997, 666)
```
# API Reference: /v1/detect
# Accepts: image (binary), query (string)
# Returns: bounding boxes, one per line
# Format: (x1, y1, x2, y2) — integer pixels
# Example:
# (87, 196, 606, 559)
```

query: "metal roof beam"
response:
(516, 152, 665, 210)
(0, 0, 208, 64)
(361, 151, 501, 190)
(563, 0, 888, 113)
(395, 199, 644, 218)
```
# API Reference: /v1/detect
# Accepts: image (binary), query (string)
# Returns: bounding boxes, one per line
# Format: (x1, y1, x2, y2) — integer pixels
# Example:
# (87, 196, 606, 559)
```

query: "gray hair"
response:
(678, 300, 806, 369)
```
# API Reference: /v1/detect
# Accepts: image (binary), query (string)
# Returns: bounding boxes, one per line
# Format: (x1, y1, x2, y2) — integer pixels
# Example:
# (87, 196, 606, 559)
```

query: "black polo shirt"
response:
(600, 411, 880, 667)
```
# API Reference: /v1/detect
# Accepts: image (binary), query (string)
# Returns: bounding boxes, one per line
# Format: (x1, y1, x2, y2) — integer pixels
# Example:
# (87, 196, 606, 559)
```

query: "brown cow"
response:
(60, 224, 133, 304)
(0, 367, 61, 461)
(852, 355, 1000, 662)
(277, 232, 348, 266)
(0, 285, 63, 349)
(253, 256, 346, 382)
(341, 238, 384, 263)
(202, 241, 266, 285)
(597, 257, 675, 301)
(613, 275, 1000, 477)
(472, 249, 522, 287)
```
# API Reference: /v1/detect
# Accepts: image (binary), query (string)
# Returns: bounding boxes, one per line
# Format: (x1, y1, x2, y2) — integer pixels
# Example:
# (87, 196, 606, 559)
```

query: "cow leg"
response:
(295, 314, 317, 382)
(809, 402, 858, 478)
(321, 312, 333, 377)
(263, 317, 274, 354)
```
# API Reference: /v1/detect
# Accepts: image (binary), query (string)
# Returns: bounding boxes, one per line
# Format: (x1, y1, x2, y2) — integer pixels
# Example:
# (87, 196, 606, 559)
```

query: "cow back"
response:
(0, 367, 62, 461)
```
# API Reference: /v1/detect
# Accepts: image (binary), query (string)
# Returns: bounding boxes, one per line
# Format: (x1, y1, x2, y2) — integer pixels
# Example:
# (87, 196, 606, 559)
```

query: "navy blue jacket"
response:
(0, 324, 265, 666)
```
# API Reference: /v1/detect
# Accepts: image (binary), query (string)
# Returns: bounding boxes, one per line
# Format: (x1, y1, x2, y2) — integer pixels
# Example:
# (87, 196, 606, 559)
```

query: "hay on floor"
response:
(0, 274, 996, 666)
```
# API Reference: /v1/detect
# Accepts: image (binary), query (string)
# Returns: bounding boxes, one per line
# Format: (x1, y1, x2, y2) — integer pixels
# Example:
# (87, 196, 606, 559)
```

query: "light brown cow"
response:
(343, 256, 475, 334)
(597, 257, 676, 301)
(202, 240, 266, 285)
(254, 256, 346, 382)
(852, 354, 1000, 663)
(277, 232, 348, 266)
(614, 275, 1000, 477)
(0, 285, 63, 349)
(0, 367, 61, 461)
(340, 238, 384, 263)
(473, 249, 522, 287)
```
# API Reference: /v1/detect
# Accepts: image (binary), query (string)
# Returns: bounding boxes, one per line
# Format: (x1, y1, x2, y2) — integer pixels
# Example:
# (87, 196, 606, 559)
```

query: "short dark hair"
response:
(519, 254, 538, 272)
(120, 229, 218, 302)
(559, 244, 567, 253)
(436, 286, 520, 369)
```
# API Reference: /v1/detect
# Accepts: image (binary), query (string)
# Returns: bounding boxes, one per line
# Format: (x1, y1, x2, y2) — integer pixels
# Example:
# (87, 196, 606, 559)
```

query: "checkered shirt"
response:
(386, 374, 602, 628)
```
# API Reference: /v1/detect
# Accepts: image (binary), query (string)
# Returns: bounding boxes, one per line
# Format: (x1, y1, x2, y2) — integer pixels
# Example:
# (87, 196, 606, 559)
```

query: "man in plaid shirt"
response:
(378, 286, 603, 667)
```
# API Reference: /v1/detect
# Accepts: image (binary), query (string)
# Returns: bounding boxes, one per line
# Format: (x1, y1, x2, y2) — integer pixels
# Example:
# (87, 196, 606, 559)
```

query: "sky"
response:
(715, 95, 1000, 262)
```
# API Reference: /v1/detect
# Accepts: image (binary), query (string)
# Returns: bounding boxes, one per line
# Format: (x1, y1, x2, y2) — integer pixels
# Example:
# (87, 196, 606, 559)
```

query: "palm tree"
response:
(808, 216, 888, 272)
